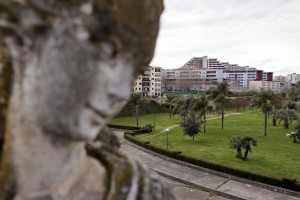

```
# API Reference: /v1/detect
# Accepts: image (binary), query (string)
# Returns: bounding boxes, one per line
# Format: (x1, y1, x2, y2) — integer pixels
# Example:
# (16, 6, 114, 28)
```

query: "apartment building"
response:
(208, 58, 230, 69)
(223, 70, 257, 90)
(163, 68, 223, 91)
(287, 73, 300, 84)
(182, 56, 209, 69)
(163, 56, 277, 92)
(249, 81, 281, 92)
(182, 56, 230, 69)
(132, 66, 162, 97)
(273, 75, 288, 82)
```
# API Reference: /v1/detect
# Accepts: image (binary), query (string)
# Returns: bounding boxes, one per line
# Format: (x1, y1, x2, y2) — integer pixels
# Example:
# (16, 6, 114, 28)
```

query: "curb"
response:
(154, 170, 246, 200)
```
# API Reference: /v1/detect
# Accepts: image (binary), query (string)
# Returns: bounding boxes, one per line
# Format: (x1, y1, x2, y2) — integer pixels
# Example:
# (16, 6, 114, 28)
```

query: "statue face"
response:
(77, 55, 134, 141)
(22, 34, 135, 142)
(2, 0, 163, 144)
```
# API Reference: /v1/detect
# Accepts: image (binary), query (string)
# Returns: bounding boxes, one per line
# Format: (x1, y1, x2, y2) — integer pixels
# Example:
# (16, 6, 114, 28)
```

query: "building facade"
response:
(249, 81, 281, 92)
(134, 57, 281, 95)
(287, 73, 300, 84)
(132, 66, 162, 97)
(223, 70, 257, 91)
(162, 68, 223, 92)
(163, 56, 274, 92)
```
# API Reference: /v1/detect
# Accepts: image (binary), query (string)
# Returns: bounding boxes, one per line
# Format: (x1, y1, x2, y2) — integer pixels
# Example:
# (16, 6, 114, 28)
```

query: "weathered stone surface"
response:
(0, 1, 171, 199)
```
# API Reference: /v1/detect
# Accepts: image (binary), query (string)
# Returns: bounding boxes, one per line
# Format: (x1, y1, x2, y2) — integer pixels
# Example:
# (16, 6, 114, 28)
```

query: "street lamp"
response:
(166, 128, 169, 149)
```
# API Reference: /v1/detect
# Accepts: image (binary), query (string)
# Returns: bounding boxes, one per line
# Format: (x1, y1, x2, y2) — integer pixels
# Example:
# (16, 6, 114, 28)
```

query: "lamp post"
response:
(166, 128, 169, 149)
(153, 112, 156, 131)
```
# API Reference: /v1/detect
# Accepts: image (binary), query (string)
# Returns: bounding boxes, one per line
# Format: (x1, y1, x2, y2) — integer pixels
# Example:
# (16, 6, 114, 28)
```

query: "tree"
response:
(166, 93, 177, 119)
(286, 101, 297, 110)
(250, 89, 282, 136)
(288, 87, 297, 101)
(191, 95, 213, 133)
(180, 113, 200, 142)
(207, 81, 228, 129)
(275, 109, 299, 129)
(287, 124, 300, 143)
(172, 96, 193, 123)
(230, 136, 257, 160)
(129, 93, 142, 127)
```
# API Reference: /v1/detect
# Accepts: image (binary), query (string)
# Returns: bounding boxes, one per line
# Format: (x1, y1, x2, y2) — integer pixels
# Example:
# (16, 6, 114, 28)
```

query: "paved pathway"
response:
(160, 176, 228, 200)
(162, 111, 257, 133)
(114, 130, 300, 200)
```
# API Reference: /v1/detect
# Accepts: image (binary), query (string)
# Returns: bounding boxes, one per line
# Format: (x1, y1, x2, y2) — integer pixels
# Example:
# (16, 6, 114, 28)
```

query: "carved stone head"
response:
(0, 0, 164, 141)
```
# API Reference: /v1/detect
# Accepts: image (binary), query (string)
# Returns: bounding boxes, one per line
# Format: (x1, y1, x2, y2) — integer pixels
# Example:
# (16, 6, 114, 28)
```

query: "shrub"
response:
(142, 123, 154, 133)
(116, 98, 164, 117)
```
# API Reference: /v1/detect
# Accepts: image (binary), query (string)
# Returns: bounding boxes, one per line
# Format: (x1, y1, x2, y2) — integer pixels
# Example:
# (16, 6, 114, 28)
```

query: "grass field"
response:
(110, 110, 300, 181)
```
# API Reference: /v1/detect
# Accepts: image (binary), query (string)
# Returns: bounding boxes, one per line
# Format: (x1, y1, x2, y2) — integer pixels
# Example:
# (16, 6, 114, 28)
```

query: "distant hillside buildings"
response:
(163, 56, 274, 92)
(131, 56, 298, 96)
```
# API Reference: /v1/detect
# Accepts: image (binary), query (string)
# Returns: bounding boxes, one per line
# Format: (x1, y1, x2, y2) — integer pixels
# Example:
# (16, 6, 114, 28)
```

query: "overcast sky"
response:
(150, 0, 300, 76)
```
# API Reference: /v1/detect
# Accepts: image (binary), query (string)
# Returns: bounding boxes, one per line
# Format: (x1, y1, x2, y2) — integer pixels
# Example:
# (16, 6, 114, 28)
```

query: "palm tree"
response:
(229, 136, 243, 159)
(275, 109, 299, 129)
(287, 124, 300, 143)
(288, 87, 298, 101)
(250, 89, 282, 136)
(207, 81, 228, 129)
(166, 93, 177, 119)
(172, 96, 193, 123)
(191, 95, 213, 133)
(230, 136, 257, 160)
(128, 93, 142, 127)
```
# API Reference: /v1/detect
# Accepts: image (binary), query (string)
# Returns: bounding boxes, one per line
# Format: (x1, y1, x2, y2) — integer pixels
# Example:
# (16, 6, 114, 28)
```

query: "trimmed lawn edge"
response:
(121, 130, 300, 193)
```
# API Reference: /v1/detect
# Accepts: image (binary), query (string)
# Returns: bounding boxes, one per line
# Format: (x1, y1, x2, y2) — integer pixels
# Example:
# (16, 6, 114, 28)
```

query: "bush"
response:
(142, 123, 154, 133)
(116, 98, 164, 117)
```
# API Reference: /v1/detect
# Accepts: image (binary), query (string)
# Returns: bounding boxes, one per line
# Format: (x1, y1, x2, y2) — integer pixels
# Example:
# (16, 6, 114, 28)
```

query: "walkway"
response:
(113, 130, 300, 200)
(161, 111, 256, 133)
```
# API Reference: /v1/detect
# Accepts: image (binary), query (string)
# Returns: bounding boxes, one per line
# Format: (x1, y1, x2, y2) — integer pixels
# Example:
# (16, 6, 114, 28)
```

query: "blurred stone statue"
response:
(0, 0, 174, 199)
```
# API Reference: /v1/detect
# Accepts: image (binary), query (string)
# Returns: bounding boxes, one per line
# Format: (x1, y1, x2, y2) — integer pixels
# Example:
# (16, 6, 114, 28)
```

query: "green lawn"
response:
(110, 111, 300, 181)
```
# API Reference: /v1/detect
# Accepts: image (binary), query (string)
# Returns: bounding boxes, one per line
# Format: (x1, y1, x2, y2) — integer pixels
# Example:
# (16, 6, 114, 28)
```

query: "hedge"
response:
(116, 98, 164, 117)
(124, 133, 300, 192)
(107, 124, 141, 130)
(108, 124, 153, 136)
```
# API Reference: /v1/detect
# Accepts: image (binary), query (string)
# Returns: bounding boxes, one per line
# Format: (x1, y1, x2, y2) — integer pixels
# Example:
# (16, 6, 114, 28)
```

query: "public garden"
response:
(110, 86, 300, 183)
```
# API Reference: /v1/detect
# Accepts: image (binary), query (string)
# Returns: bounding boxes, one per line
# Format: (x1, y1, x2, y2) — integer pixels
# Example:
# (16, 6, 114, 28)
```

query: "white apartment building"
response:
(132, 66, 161, 97)
(223, 70, 257, 90)
(287, 73, 300, 84)
(182, 56, 209, 69)
(163, 68, 223, 91)
(249, 81, 281, 92)
(273, 75, 288, 82)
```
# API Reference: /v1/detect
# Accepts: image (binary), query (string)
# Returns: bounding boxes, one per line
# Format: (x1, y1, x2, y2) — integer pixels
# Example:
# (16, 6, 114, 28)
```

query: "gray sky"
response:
(150, 0, 300, 76)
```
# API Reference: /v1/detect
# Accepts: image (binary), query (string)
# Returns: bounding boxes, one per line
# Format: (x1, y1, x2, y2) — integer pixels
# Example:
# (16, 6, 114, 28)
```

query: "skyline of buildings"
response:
(132, 56, 299, 97)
